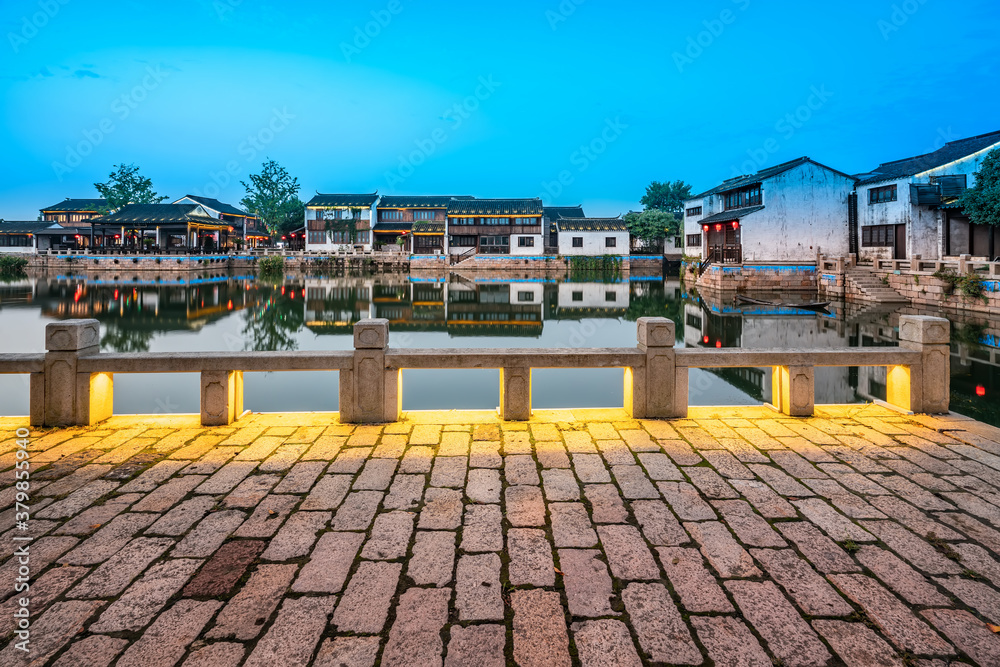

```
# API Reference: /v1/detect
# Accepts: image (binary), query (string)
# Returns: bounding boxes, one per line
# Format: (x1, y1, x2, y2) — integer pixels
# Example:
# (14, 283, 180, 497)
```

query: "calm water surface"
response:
(1, 271, 997, 426)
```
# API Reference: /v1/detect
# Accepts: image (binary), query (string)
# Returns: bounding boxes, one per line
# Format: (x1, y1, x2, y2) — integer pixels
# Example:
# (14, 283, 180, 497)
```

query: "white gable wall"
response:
(740, 162, 854, 262)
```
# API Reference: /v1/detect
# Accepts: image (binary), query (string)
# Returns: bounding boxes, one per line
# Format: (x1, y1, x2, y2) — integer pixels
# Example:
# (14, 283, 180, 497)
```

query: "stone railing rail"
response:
(1, 316, 951, 428)
(819, 253, 999, 277)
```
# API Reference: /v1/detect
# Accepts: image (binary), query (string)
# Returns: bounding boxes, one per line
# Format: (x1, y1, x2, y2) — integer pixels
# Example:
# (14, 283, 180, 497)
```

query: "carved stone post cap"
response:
(354, 318, 390, 349)
(637, 317, 675, 348)
(899, 315, 950, 345)
(45, 319, 100, 351)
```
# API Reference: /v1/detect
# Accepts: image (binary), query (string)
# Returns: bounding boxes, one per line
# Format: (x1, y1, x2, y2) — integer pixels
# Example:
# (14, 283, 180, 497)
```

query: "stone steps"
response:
(845, 269, 909, 303)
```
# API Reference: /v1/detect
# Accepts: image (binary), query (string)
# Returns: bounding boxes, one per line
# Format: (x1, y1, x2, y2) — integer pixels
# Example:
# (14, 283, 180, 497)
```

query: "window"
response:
(380, 210, 403, 221)
(572, 237, 583, 248)
(415, 235, 442, 248)
(686, 206, 702, 217)
(0, 234, 32, 247)
(479, 235, 509, 253)
(674, 236, 684, 249)
(450, 217, 473, 226)
(483, 217, 508, 225)
(413, 210, 436, 220)
(572, 291, 583, 302)
(861, 224, 895, 247)
(518, 237, 534, 247)
(869, 185, 897, 204)
(356, 231, 370, 244)
(518, 291, 535, 302)
(450, 235, 476, 247)
(307, 231, 326, 244)
(724, 185, 762, 210)
(605, 291, 616, 302)
(687, 234, 701, 247)
(514, 217, 539, 225)
(605, 237, 616, 248)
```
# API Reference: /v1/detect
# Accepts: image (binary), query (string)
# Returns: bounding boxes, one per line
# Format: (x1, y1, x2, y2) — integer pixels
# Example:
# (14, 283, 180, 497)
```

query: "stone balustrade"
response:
(1, 315, 950, 427)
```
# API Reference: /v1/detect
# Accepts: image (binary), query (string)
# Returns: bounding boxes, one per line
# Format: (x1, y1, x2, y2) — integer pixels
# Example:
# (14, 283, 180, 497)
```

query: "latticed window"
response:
(723, 185, 761, 210)
(868, 185, 897, 204)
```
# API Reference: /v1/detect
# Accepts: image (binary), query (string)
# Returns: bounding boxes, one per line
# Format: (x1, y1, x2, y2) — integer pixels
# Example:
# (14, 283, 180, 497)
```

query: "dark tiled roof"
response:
(40, 198, 107, 213)
(378, 195, 474, 209)
(0, 221, 67, 234)
(699, 205, 765, 224)
(448, 199, 543, 216)
(690, 157, 855, 199)
(174, 195, 250, 217)
(557, 218, 628, 232)
(374, 222, 413, 232)
(413, 222, 445, 234)
(307, 193, 378, 207)
(93, 204, 226, 226)
(544, 206, 586, 220)
(854, 130, 1000, 186)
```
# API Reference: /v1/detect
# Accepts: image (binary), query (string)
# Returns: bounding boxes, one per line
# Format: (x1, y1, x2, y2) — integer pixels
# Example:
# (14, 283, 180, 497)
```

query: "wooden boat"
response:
(735, 294, 831, 311)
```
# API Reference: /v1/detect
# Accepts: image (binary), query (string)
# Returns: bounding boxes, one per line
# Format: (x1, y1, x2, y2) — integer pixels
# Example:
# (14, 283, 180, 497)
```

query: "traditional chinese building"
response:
(683, 157, 857, 264)
(556, 218, 629, 256)
(172, 195, 267, 247)
(304, 193, 378, 252)
(852, 130, 1000, 260)
(89, 203, 233, 251)
(374, 195, 474, 251)
(446, 198, 545, 258)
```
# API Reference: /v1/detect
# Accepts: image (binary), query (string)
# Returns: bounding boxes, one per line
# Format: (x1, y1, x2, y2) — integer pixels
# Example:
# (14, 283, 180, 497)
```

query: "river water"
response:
(1, 271, 997, 426)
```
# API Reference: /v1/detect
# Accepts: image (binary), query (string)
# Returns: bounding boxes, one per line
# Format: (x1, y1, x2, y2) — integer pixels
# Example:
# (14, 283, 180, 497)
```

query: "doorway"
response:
(894, 224, 906, 260)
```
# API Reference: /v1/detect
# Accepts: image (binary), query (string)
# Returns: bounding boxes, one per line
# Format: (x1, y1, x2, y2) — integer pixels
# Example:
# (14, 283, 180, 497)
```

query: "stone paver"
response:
(10, 408, 1000, 666)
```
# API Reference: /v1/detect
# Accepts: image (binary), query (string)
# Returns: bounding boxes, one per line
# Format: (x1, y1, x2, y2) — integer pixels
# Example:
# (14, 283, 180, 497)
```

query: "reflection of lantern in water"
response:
(977, 385, 987, 397)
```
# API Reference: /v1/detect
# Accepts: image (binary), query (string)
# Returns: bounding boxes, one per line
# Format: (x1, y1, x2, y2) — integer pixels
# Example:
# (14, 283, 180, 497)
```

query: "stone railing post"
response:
(627, 317, 681, 419)
(500, 366, 531, 421)
(771, 365, 814, 417)
(341, 318, 399, 423)
(201, 371, 244, 426)
(887, 315, 950, 414)
(42, 319, 112, 427)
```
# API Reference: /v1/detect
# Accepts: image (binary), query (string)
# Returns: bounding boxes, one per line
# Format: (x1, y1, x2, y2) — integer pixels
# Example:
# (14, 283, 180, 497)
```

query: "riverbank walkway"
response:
(4, 406, 1000, 666)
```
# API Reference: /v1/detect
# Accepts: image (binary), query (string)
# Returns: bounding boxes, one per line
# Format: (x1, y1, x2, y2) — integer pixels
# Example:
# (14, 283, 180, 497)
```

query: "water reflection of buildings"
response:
(684, 294, 883, 404)
(303, 277, 633, 337)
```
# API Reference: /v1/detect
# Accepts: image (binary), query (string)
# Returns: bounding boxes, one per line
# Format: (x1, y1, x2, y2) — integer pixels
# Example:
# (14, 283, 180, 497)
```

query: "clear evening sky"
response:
(1, 0, 998, 220)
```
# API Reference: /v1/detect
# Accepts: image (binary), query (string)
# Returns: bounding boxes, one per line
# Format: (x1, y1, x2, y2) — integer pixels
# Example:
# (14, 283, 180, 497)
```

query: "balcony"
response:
(447, 225, 542, 235)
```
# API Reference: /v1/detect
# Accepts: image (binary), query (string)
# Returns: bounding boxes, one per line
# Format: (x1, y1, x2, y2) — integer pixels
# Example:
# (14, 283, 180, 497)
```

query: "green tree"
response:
(93, 163, 168, 212)
(624, 209, 680, 245)
(959, 147, 1000, 227)
(639, 180, 692, 216)
(240, 159, 305, 239)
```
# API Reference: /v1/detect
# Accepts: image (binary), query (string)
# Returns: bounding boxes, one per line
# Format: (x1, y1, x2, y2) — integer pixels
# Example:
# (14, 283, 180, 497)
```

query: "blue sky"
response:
(1, 0, 998, 219)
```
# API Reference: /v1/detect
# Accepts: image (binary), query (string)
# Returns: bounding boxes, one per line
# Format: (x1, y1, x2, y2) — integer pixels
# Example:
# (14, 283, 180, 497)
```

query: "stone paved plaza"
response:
(5, 406, 1000, 666)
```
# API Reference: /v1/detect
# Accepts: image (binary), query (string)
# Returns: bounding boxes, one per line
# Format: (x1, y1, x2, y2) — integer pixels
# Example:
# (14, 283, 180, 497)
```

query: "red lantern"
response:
(702, 225, 708, 232)
(715, 340, 722, 348)
(715, 224, 722, 232)
(731, 221, 739, 229)
(703, 335, 709, 344)
(977, 385, 987, 397)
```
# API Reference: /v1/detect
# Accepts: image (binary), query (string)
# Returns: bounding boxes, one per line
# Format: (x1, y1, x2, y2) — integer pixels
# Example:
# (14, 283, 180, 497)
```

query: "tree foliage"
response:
(93, 164, 167, 212)
(959, 147, 1000, 227)
(623, 209, 680, 244)
(639, 180, 692, 216)
(240, 159, 305, 238)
